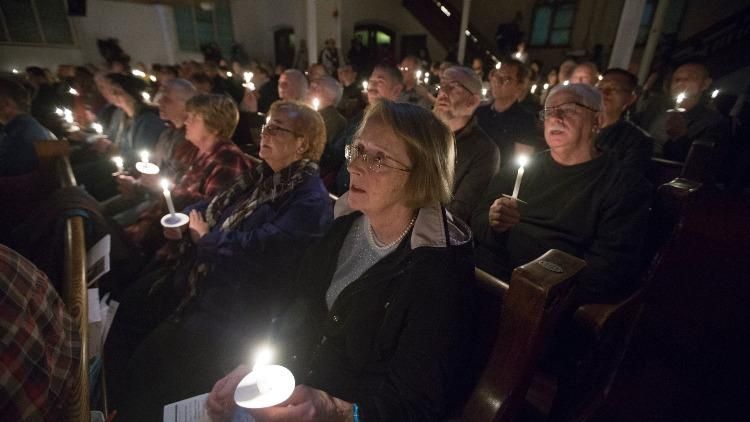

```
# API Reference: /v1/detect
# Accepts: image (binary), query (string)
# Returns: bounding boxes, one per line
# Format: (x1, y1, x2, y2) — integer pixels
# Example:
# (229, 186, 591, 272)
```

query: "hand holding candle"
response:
(233, 344, 295, 409)
(136, 150, 160, 175)
(111, 156, 124, 173)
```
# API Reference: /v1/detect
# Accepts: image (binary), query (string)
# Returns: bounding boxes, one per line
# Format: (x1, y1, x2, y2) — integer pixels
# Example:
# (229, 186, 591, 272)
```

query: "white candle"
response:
(55, 107, 64, 116)
(68, 87, 79, 96)
(92, 122, 103, 134)
(226, 71, 233, 78)
(495, 62, 502, 70)
(142, 91, 151, 102)
(415, 70, 422, 82)
(312, 97, 320, 111)
(481, 87, 488, 97)
(543, 83, 550, 90)
(63, 108, 73, 124)
(112, 156, 124, 172)
(161, 178, 177, 217)
(243, 71, 254, 84)
(711, 89, 720, 99)
(675, 92, 686, 106)
(148, 74, 157, 82)
(362, 81, 369, 92)
(140, 150, 150, 164)
(530, 84, 537, 94)
(511, 155, 529, 199)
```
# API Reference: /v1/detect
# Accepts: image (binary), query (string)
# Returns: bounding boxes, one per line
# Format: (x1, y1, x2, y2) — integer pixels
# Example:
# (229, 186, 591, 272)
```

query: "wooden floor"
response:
(592, 188, 750, 421)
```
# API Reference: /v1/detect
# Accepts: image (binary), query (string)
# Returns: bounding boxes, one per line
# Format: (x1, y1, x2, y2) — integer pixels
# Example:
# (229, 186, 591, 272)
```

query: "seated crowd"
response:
(0, 46, 739, 421)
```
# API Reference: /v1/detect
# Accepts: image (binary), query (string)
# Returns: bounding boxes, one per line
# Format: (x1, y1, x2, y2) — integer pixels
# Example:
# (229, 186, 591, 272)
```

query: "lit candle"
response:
(226, 71, 233, 78)
(55, 107, 64, 116)
(131, 69, 146, 78)
(495, 62, 502, 70)
(244, 81, 256, 91)
(563, 80, 570, 86)
(481, 87, 488, 97)
(252, 345, 274, 371)
(312, 97, 320, 111)
(362, 81, 369, 92)
(63, 108, 74, 124)
(149, 74, 157, 82)
(711, 89, 720, 99)
(543, 83, 550, 90)
(161, 178, 177, 217)
(597, 74, 603, 81)
(670, 91, 687, 112)
(11, 68, 19, 74)
(511, 155, 529, 199)
(530, 84, 537, 94)
(243, 71, 254, 85)
(142, 91, 151, 102)
(92, 122, 103, 134)
(112, 156, 124, 172)
(68, 87, 79, 96)
(234, 345, 296, 409)
(416, 70, 422, 81)
(140, 150, 150, 164)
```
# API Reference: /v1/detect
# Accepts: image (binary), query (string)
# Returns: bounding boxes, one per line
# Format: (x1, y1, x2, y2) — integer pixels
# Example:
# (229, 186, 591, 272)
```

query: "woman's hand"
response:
(207, 365, 251, 422)
(488, 197, 521, 233)
(250, 385, 353, 422)
(189, 209, 210, 243)
(115, 174, 138, 197)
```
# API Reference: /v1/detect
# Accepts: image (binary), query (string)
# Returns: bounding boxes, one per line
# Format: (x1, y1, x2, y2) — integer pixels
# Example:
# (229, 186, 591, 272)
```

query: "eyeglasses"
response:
(344, 143, 411, 173)
(261, 124, 300, 137)
(491, 75, 517, 85)
(438, 80, 472, 95)
(538, 102, 599, 121)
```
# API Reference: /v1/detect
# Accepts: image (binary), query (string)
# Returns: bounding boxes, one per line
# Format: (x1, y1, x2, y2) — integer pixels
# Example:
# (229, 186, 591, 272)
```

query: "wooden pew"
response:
(540, 176, 703, 421)
(33, 141, 91, 421)
(462, 250, 586, 422)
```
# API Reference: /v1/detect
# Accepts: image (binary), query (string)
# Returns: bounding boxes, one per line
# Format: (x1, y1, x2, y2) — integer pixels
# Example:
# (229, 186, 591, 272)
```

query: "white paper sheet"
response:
(163, 393, 211, 422)
(86, 235, 111, 286)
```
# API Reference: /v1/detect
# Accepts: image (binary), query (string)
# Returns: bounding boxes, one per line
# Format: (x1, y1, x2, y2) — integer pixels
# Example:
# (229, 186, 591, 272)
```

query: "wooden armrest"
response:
(463, 249, 586, 422)
(474, 267, 509, 296)
(62, 216, 90, 421)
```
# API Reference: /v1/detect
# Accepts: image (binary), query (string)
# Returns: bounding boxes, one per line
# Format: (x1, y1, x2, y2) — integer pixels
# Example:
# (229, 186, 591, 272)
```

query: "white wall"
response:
(231, 0, 306, 65)
(0, 0, 201, 71)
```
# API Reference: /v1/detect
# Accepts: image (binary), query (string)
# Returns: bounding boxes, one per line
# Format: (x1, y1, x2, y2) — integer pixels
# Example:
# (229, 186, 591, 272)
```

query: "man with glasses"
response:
(474, 59, 544, 167)
(433, 66, 500, 223)
(472, 83, 650, 306)
(322, 64, 405, 195)
(595, 68, 653, 174)
(398, 55, 434, 109)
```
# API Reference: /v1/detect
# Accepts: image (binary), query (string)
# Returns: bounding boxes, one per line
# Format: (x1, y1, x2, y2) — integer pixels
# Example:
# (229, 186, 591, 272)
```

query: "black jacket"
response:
(278, 195, 474, 421)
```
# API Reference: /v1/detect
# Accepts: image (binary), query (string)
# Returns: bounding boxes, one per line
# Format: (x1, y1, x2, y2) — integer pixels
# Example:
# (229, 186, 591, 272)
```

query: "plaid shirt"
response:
(0, 244, 80, 420)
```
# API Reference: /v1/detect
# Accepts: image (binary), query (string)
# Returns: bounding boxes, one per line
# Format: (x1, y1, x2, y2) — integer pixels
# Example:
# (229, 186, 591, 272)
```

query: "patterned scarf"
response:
(173, 159, 319, 312)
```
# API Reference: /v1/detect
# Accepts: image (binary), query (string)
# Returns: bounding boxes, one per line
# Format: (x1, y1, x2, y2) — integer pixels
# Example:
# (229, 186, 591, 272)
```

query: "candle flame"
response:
(149, 75, 157, 82)
(55, 107, 64, 116)
(11, 68, 19, 74)
(226, 71, 233, 78)
(711, 89, 720, 99)
(495, 62, 502, 70)
(543, 83, 550, 90)
(312, 97, 320, 111)
(92, 122, 103, 134)
(243, 82, 256, 91)
(253, 345, 274, 370)
(563, 80, 570, 86)
(243, 72, 254, 83)
(68, 87, 79, 96)
(362, 81, 369, 91)
(482, 87, 488, 97)
(416, 70, 422, 80)
(598, 74, 603, 81)
(517, 154, 529, 167)
(140, 150, 150, 163)
(131, 69, 146, 78)
(112, 156, 124, 169)
(530, 84, 537, 94)
(142, 91, 151, 102)
(676, 92, 686, 105)
(160, 178, 170, 191)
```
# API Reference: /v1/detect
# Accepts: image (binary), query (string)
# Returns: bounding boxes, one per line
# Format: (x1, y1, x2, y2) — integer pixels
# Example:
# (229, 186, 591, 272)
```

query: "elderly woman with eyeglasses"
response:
(104, 100, 333, 420)
(472, 83, 651, 307)
(205, 101, 474, 422)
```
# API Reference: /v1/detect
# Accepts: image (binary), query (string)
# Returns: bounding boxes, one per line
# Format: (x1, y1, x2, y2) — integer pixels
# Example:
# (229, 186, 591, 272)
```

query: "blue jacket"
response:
(180, 172, 333, 331)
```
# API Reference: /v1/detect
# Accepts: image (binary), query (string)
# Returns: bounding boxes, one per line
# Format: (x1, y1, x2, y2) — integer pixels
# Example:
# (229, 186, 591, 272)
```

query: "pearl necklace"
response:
(369, 215, 417, 250)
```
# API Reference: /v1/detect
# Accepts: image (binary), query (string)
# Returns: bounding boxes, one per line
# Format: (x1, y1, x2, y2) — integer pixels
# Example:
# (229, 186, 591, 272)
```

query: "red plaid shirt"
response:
(0, 244, 80, 420)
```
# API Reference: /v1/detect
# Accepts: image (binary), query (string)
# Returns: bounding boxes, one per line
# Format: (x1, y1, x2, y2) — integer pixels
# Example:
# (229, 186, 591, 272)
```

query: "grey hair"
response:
(546, 83, 603, 112)
(163, 78, 197, 102)
(313, 76, 343, 106)
(283, 69, 309, 97)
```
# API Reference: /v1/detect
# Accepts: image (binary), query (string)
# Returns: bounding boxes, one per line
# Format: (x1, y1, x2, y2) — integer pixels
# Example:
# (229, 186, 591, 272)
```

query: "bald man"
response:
(637, 62, 729, 161)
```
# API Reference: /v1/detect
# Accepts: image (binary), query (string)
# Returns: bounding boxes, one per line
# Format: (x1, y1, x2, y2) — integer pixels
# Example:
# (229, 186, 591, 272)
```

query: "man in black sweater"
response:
(595, 68, 653, 174)
(472, 83, 651, 305)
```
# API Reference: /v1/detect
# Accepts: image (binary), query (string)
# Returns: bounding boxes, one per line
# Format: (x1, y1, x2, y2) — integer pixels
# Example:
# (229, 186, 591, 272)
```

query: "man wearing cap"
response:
(474, 59, 544, 168)
(433, 66, 500, 223)
(472, 83, 651, 305)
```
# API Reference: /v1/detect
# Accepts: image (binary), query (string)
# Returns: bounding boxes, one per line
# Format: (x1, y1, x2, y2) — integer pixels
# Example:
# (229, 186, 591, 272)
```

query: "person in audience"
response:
(307, 63, 328, 80)
(254, 64, 278, 113)
(322, 63, 405, 194)
(309, 76, 347, 144)
(472, 57, 487, 81)
(472, 83, 651, 305)
(122, 94, 252, 255)
(474, 59, 544, 167)
(570, 62, 600, 86)
(595, 68, 654, 173)
(104, 101, 332, 419)
(0, 243, 80, 420)
(278, 69, 309, 102)
(398, 55, 434, 109)
(638, 62, 730, 161)
(433, 66, 500, 223)
(190, 72, 214, 94)
(518, 66, 543, 115)
(0, 77, 57, 177)
(24, 66, 66, 138)
(103, 79, 199, 226)
(558, 58, 578, 84)
(336, 64, 366, 118)
(318, 38, 341, 76)
(206, 100, 473, 422)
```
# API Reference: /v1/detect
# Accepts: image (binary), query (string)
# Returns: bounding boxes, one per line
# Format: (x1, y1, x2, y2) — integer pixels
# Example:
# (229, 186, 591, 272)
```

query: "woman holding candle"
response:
(105, 100, 332, 419)
(472, 83, 651, 306)
(121, 93, 251, 256)
(206, 101, 474, 422)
